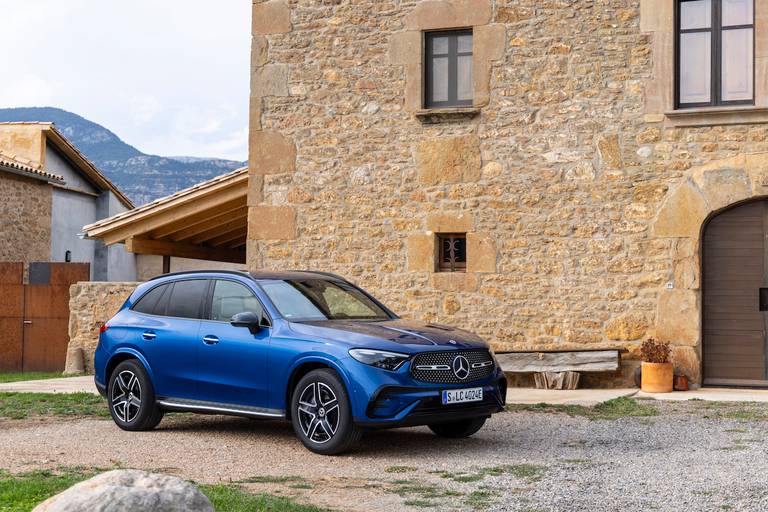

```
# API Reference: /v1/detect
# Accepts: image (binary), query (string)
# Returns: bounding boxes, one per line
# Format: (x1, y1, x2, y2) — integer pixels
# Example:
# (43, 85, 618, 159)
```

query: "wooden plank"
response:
(496, 350, 620, 373)
(125, 237, 246, 264)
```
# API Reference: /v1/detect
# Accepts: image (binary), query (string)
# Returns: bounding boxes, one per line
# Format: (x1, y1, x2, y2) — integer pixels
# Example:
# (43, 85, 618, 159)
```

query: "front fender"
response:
(279, 353, 359, 412)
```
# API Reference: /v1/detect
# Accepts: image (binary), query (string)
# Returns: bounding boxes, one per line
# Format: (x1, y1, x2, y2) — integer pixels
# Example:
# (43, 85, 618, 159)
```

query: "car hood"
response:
(289, 319, 487, 352)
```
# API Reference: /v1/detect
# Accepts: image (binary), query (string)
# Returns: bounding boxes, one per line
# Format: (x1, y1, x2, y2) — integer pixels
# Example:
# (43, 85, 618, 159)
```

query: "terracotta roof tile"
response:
(0, 150, 65, 183)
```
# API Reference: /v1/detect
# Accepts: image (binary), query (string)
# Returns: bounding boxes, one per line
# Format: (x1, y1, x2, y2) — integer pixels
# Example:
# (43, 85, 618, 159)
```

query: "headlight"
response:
(349, 349, 409, 371)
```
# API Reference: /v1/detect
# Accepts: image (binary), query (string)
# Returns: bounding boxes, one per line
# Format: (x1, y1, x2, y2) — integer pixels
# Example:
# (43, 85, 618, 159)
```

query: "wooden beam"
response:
(152, 201, 247, 240)
(496, 350, 620, 373)
(207, 226, 248, 247)
(125, 237, 246, 264)
(100, 185, 246, 245)
(188, 218, 248, 245)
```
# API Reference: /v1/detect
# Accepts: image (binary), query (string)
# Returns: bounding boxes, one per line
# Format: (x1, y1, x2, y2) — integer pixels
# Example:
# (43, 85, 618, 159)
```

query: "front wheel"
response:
(428, 417, 487, 438)
(107, 359, 164, 431)
(291, 369, 361, 455)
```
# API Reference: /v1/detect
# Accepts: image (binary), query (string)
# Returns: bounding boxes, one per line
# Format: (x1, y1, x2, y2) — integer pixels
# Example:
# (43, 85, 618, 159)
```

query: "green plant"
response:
(641, 338, 671, 364)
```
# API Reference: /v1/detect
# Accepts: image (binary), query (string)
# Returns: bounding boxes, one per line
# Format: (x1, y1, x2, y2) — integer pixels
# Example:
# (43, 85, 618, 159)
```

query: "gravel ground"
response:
(1, 400, 767, 511)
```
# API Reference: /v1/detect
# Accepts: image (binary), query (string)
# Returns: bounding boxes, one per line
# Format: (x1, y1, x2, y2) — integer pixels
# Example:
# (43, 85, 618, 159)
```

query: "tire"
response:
(290, 369, 361, 455)
(107, 359, 164, 431)
(428, 417, 487, 438)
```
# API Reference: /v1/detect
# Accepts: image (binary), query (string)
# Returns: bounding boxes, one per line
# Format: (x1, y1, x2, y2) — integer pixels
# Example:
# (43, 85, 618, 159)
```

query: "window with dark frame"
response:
(676, 0, 754, 109)
(424, 30, 473, 108)
(437, 234, 467, 273)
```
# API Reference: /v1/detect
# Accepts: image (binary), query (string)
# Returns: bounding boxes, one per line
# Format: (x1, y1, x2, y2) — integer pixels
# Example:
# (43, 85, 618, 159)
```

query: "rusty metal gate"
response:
(0, 262, 90, 373)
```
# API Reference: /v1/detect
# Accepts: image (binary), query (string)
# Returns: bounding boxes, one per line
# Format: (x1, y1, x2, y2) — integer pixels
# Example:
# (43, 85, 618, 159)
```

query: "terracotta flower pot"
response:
(641, 362, 673, 393)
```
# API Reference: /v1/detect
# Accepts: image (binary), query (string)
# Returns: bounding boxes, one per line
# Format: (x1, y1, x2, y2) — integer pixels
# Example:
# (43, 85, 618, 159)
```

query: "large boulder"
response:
(33, 470, 213, 512)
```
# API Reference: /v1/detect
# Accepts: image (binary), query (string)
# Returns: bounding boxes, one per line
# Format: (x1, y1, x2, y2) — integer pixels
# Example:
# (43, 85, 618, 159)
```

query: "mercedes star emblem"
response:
(452, 355, 470, 380)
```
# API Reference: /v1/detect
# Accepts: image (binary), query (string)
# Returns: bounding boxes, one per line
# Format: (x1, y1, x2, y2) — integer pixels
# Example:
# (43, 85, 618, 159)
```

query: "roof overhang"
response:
(0, 152, 65, 184)
(83, 168, 248, 264)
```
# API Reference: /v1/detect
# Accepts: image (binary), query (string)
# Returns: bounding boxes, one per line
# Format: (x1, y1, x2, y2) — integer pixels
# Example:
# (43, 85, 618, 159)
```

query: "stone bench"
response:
(496, 349, 622, 390)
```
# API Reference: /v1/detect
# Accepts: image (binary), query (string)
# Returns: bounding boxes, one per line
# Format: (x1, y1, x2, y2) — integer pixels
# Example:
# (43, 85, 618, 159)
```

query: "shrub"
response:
(641, 338, 671, 364)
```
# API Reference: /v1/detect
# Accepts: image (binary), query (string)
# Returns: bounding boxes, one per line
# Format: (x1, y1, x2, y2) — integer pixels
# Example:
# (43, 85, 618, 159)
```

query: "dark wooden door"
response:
(22, 263, 90, 372)
(703, 201, 768, 386)
(0, 263, 24, 372)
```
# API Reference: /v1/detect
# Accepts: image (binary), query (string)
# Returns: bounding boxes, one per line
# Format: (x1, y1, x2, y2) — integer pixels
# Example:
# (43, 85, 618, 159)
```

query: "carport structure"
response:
(82, 167, 248, 266)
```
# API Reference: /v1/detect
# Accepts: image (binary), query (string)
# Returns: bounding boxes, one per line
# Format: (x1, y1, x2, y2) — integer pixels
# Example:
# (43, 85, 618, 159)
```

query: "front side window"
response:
(210, 280, 264, 322)
(425, 30, 473, 108)
(677, 0, 754, 108)
(165, 279, 208, 319)
(260, 279, 391, 322)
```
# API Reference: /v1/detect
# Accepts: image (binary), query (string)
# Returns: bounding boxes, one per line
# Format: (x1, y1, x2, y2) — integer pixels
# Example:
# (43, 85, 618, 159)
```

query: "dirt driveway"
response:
(2, 399, 768, 511)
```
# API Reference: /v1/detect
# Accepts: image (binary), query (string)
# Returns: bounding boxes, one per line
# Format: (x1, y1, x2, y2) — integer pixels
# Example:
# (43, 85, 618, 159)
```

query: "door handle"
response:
(23, 320, 32, 325)
(142, 331, 157, 341)
(202, 335, 220, 345)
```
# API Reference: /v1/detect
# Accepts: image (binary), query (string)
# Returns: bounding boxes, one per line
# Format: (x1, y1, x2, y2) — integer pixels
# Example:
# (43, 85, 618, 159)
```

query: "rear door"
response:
(197, 279, 271, 408)
(131, 279, 207, 399)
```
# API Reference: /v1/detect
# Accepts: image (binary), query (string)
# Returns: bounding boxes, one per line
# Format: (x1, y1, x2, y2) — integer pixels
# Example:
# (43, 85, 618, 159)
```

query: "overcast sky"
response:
(0, 1, 250, 161)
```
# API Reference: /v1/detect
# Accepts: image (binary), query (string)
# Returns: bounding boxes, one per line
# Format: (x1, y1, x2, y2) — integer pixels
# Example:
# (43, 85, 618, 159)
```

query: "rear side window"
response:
(133, 284, 171, 316)
(165, 279, 208, 319)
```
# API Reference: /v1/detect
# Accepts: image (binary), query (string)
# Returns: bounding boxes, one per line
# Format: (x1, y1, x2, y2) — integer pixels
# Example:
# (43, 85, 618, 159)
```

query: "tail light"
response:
(99, 323, 109, 334)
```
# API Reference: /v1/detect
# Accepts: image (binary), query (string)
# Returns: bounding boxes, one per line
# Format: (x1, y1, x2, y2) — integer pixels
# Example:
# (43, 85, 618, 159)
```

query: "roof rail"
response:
(148, 269, 251, 281)
(289, 270, 348, 281)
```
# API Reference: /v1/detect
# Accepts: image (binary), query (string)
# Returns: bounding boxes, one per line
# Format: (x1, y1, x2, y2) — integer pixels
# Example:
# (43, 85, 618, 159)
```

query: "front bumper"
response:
(351, 365, 507, 428)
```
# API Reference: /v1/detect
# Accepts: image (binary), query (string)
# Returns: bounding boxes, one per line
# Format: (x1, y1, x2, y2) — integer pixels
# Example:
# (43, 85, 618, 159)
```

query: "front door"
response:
(703, 200, 768, 386)
(197, 279, 270, 408)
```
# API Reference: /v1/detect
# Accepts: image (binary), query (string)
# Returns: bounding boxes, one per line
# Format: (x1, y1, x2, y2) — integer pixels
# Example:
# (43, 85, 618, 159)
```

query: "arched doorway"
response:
(703, 199, 768, 387)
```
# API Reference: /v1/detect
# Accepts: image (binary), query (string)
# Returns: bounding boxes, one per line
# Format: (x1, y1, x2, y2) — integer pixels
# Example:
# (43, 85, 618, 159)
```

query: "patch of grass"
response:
(0, 372, 65, 384)
(0, 392, 108, 420)
(507, 397, 657, 421)
(200, 484, 328, 511)
(0, 468, 97, 511)
(403, 499, 437, 508)
(288, 483, 314, 490)
(385, 466, 418, 474)
(439, 464, 547, 485)
(464, 489, 497, 509)
(560, 458, 592, 465)
(389, 480, 445, 499)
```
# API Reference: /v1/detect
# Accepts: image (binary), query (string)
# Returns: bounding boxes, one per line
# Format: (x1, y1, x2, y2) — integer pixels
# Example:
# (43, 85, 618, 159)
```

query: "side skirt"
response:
(158, 397, 285, 420)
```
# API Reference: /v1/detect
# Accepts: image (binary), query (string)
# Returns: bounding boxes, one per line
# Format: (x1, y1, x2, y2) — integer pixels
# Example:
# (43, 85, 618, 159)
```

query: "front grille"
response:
(410, 349, 494, 384)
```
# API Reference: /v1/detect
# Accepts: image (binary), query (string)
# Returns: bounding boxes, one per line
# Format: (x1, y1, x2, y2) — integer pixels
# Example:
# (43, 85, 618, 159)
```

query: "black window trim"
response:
(202, 278, 273, 328)
(675, 0, 755, 109)
(131, 278, 208, 321)
(424, 28, 474, 109)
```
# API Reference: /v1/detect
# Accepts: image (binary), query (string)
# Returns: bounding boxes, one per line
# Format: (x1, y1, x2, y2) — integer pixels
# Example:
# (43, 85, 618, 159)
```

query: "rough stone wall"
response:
(0, 173, 52, 263)
(66, 282, 138, 373)
(250, 0, 768, 386)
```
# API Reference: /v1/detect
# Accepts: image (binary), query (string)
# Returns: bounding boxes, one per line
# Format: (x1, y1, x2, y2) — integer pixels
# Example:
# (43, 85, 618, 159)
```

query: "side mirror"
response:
(230, 311, 265, 334)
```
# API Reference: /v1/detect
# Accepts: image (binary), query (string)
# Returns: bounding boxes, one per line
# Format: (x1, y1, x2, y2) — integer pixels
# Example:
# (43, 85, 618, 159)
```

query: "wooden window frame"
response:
(424, 29, 473, 109)
(675, 0, 755, 109)
(437, 233, 467, 273)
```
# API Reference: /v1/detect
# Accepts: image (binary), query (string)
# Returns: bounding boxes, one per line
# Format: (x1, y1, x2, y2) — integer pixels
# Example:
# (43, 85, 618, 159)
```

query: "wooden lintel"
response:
(125, 237, 245, 264)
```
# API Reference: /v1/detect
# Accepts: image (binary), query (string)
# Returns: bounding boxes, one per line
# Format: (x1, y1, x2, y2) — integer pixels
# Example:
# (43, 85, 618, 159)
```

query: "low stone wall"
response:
(66, 282, 139, 374)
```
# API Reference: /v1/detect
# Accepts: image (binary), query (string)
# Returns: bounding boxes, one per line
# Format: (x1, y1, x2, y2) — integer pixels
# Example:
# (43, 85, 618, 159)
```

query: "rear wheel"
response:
(107, 359, 164, 431)
(291, 369, 361, 455)
(428, 417, 487, 438)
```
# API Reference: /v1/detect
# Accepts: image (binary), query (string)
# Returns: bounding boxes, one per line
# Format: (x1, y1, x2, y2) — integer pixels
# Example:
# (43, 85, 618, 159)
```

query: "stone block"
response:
(404, 0, 492, 31)
(640, 0, 673, 33)
(691, 167, 751, 213)
(426, 212, 473, 233)
(388, 31, 421, 65)
(252, 0, 291, 35)
(467, 232, 496, 273)
(416, 135, 481, 185)
(597, 133, 622, 169)
(656, 289, 700, 346)
(407, 234, 435, 272)
(473, 24, 506, 106)
(252, 36, 269, 67)
(249, 131, 296, 175)
(430, 272, 479, 292)
(252, 64, 289, 97)
(605, 313, 648, 341)
(248, 205, 296, 240)
(651, 180, 708, 239)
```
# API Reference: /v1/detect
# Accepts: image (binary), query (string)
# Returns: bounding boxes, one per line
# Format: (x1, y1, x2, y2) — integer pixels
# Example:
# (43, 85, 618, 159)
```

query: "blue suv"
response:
(94, 271, 507, 454)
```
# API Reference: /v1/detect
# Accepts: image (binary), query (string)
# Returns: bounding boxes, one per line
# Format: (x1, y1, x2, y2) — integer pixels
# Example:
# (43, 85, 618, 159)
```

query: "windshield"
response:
(259, 279, 391, 322)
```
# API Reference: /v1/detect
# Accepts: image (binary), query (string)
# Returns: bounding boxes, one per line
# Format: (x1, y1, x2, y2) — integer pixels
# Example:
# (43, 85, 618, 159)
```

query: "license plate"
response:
(442, 387, 483, 405)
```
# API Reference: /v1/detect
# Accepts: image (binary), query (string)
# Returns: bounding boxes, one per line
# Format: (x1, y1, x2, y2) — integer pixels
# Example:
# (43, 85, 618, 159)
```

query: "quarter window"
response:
(676, 0, 754, 108)
(210, 280, 265, 322)
(165, 280, 208, 320)
(437, 234, 467, 273)
(133, 284, 171, 316)
(425, 30, 473, 108)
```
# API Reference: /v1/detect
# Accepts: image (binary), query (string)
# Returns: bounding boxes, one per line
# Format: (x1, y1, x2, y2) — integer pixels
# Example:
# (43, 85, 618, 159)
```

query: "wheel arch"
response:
(105, 349, 155, 388)
(284, 357, 352, 420)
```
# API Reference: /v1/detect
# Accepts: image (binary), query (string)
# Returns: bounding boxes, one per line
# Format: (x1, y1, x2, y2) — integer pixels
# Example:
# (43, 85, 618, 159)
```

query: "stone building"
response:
(0, 122, 136, 281)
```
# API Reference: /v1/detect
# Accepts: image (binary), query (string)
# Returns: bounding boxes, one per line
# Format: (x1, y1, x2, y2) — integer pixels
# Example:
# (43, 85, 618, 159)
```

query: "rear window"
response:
(165, 279, 208, 319)
(133, 284, 171, 316)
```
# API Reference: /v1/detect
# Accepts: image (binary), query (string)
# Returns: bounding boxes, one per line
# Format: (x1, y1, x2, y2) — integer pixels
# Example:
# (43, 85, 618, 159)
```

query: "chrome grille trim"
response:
(410, 349, 495, 384)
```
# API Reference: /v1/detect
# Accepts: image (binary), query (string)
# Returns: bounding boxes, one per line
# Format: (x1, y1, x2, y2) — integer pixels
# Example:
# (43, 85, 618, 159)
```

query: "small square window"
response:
(437, 234, 467, 272)
(424, 30, 473, 109)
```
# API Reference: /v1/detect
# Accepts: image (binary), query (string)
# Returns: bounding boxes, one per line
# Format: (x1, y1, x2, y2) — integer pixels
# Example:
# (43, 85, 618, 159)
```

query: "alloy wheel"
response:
(111, 369, 142, 423)
(297, 381, 340, 444)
